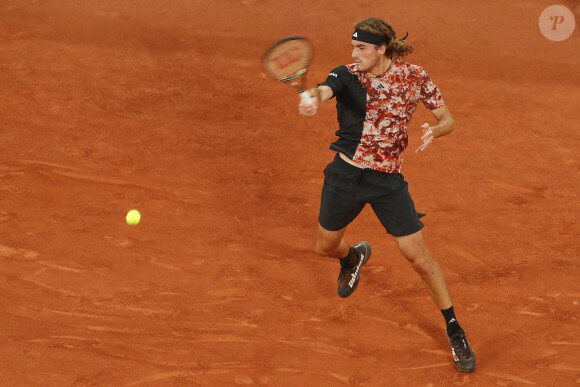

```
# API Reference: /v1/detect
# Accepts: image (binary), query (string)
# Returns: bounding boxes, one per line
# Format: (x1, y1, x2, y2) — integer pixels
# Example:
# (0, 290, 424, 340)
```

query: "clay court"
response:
(1, 0, 579, 385)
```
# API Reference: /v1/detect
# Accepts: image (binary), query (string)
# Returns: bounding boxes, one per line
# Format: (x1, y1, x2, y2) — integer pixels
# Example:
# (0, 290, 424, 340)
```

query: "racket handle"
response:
(300, 90, 315, 104)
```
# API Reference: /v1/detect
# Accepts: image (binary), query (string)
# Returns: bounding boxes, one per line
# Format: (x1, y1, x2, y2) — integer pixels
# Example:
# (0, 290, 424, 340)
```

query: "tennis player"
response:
(298, 17, 476, 373)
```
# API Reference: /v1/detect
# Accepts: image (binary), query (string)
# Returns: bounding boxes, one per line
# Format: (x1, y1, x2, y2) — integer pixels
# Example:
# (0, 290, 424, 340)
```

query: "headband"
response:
(351, 29, 391, 45)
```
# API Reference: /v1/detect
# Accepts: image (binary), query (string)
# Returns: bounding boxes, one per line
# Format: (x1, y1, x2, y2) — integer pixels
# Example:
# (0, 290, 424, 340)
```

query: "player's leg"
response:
(315, 223, 349, 258)
(396, 231, 476, 372)
(368, 172, 476, 372)
(395, 231, 451, 309)
(316, 224, 371, 298)
(318, 153, 366, 260)
(367, 172, 450, 306)
(317, 154, 370, 297)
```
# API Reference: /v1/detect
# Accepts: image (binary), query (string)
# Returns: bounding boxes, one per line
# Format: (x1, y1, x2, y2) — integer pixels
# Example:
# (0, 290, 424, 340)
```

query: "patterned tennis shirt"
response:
(320, 60, 445, 173)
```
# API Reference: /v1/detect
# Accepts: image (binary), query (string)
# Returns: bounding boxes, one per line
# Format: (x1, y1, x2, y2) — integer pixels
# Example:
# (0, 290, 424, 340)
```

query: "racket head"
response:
(262, 36, 313, 88)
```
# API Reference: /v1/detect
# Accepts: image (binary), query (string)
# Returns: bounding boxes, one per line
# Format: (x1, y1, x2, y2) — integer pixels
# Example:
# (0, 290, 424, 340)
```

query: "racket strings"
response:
(263, 40, 312, 82)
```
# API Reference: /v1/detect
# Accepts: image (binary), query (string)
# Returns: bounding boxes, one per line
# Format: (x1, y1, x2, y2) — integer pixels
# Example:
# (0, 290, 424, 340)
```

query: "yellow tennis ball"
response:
(126, 209, 141, 225)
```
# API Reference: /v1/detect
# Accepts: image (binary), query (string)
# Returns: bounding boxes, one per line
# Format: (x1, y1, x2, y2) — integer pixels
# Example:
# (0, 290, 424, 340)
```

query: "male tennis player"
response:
(298, 17, 476, 373)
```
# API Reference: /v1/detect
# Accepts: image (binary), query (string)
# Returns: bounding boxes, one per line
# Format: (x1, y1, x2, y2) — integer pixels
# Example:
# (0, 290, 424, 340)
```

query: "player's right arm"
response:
(298, 85, 333, 116)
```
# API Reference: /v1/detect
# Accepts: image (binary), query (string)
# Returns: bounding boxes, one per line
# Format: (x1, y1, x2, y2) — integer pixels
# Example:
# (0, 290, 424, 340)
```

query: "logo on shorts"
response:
(539, 5, 576, 41)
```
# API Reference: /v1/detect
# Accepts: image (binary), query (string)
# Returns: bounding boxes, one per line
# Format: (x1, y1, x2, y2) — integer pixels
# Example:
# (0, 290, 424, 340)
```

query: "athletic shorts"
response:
(319, 153, 424, 237)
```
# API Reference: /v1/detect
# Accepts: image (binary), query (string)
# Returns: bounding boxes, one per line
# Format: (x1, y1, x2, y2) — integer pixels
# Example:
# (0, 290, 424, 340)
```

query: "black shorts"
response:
(319, 153, 424, 237)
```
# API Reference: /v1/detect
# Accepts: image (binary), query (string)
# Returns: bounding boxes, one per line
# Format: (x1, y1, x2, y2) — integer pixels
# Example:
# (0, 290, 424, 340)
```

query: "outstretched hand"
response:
(415, 123, 434, 153)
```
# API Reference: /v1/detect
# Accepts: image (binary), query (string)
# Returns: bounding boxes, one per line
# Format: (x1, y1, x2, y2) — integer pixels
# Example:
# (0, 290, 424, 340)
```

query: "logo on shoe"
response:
(448, 318, 456, 323)
(348, 253, 364, 287)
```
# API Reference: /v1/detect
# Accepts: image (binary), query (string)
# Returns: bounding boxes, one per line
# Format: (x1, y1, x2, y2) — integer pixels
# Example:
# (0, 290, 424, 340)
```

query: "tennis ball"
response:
(126, 209, 141, 225)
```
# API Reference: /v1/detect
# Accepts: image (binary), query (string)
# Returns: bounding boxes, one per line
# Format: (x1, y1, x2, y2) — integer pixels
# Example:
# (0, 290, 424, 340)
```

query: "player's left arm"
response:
(415, 106, 455, 153)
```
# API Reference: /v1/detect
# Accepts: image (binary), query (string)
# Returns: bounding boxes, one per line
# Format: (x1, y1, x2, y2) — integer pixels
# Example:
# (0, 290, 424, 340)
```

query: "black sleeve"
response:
(318, 65, 350, 99)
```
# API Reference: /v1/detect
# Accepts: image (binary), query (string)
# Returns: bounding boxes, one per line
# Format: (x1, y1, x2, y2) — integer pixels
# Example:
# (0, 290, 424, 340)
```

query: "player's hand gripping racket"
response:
(262, 36, 315, 105)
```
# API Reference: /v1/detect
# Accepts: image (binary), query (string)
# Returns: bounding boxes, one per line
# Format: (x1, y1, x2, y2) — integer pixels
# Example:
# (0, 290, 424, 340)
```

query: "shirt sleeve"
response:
(420, 70, 445, 111)
(318, 65, 349, 99)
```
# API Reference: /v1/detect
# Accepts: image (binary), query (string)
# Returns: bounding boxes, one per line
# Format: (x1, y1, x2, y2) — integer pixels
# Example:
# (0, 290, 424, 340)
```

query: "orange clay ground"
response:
(1, 0, 578, 385)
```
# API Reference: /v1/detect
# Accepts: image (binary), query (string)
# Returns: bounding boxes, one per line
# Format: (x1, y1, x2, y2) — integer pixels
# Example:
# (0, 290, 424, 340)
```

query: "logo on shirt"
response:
(376, 83, 385, 89)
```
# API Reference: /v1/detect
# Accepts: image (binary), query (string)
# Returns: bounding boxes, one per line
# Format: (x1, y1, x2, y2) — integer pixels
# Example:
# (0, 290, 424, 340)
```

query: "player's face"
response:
(351, 40, 383, 72)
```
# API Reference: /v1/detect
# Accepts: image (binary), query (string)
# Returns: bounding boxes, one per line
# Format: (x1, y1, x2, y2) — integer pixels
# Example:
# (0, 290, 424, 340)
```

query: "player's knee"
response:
(411, 256, 434, 276)
(315, 238, 338, 257)
(315, 242, 331, 257)
(398, 242, 434, 276)
(398, 242, 421, 263)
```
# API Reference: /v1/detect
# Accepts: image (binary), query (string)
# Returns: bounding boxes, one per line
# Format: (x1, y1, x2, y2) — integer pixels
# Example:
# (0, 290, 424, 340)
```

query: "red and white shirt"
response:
(320, 60, 445, 173)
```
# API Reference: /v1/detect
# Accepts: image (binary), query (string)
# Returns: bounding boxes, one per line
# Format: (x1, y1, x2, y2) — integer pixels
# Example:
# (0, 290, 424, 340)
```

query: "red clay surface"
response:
(1, 0, 579, 385)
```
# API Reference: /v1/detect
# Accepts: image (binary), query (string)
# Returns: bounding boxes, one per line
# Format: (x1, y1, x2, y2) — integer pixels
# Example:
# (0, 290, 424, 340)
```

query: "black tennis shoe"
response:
(447, 329, 477, 372)
(337, 241, 371, 298)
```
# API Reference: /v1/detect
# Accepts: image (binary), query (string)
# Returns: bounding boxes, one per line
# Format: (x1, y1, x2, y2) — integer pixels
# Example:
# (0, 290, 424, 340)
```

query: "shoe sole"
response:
(337, 241, 371, 298)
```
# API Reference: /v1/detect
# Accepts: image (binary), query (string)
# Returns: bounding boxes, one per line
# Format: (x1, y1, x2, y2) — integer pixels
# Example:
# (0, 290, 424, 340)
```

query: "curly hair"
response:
(354, 17, 414, 59)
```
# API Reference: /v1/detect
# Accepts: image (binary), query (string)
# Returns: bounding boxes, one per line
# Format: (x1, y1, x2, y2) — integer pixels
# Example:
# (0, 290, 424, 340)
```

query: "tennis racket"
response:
(262, 36, 314, 103)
